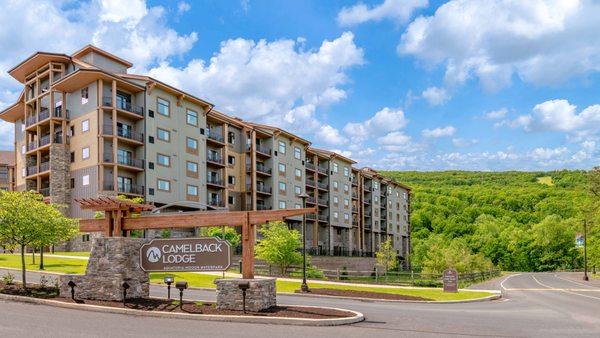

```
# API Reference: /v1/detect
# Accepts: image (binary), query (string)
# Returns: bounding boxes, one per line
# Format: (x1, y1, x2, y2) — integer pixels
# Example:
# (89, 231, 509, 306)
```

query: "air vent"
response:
(148, 110, 154, 118)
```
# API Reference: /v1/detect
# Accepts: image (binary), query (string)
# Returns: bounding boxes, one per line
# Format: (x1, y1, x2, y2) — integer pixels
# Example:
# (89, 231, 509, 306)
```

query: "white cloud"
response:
(337, 0, 428, 26)
(421, 86, 450, 106)
(421, 125, 456, 138)
(343, 107, 408, 141)
(398, 0, 600, 91)
(99, 0, 148, 27)
(452, 138, 478, 147)
(377, 131, 412, 145)
(317, 125, 348, 146)
(529, 147, 568, 161)
(177, 1, 191, 14)
(484, 108, 508, 120)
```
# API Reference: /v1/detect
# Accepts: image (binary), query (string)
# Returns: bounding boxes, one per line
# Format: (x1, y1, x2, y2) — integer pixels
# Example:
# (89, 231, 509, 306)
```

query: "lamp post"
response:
(298, 192, 310, 293)
(583, 219, 589, 281)
(164, 275, 174, 300)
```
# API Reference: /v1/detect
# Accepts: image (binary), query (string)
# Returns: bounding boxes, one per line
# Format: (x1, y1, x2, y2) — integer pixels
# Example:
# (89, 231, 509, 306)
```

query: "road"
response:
(0, 271, 599, 337)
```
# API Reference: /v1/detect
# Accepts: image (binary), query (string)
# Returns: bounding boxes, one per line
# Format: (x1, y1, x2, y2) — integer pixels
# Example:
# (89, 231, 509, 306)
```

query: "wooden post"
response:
(242, 213, 255, 279)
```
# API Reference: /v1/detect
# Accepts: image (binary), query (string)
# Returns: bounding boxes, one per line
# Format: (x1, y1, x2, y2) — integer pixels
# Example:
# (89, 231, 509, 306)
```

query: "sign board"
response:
(140, 237, 231, 272)
(443, 268, 458, 293)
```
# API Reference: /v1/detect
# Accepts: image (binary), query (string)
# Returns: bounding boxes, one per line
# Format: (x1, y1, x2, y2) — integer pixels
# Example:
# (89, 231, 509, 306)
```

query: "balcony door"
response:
(117, 149, 132, 166)
(116, 121, 132, 138)
(116, 91, 131, 111)
(117, 176, 133, 194)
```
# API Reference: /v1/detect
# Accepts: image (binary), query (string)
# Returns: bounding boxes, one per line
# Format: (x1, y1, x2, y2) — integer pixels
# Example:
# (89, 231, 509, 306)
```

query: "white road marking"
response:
(531, 275, 600, 301)
(500, 273, 521, 291)
(552, 273, 600, 289)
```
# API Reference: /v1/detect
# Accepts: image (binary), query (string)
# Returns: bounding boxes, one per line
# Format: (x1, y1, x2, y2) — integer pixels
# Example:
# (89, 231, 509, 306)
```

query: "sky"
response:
(0, 0, 599, 171)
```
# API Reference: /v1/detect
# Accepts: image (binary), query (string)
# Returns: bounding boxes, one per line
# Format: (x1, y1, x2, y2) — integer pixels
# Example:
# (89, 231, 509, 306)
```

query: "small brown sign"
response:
(140, 237, 231, 272)
(443, 268, 458, 293)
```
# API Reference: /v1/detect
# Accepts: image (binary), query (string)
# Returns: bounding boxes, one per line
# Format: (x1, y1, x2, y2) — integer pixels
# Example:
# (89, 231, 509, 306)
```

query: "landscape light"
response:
(238, 281, 250, 314)
(67, 281, 76, 300)
(164, 275, 174, 300)
(122, 282, 130, 305)
(176, 281, 188, 310)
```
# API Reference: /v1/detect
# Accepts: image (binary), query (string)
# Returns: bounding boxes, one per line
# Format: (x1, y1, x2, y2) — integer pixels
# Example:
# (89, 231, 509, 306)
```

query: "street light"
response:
(164, 275, 174, 300)
(176, 281, 188, 310)
(298, 192, 310, 293)
(583, 219, 589, 281)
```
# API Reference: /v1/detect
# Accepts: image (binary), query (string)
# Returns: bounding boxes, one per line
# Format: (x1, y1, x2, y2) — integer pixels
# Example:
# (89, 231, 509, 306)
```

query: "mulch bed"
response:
(0, 282, 58, 299)
(54, 297, 353, 318)
(296, 288, 433, 301)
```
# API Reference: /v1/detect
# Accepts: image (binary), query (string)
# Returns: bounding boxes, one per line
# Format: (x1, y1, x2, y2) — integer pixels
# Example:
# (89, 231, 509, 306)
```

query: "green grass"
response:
(0, 255, 493, 301)
(0, 253, 87, 274)
(536, 176, 554, 186)
(50, 251, 90, 257)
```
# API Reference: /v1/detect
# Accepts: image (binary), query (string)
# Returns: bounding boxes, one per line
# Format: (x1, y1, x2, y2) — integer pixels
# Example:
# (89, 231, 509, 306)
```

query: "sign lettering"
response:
(140, 237, 231, 272)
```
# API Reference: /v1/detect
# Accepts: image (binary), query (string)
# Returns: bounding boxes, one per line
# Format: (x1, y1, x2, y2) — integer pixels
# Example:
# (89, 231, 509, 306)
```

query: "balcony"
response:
(208, 199, 225, 208)
(253, 163, 272, 176)
(207, 131, 225, 144)
(39, 187, 50, 197)
(306, 178, 316, 188)
(207, 153, 224, 166)
(104, 97, 144, 117)
(317, 181, 328, 190)
(103, 124, 144, 143)
(247, 144, 272, 157)
(39, 161, 49, 173)
(306, 196, 316, 204)
(256, 204, 272, 211)
(118, 184, 144, 195)
(317, 166, 328, 175)
(26, 165, 37, 176)
(207, 177, 224, 188)
(306, 162, 315, 171)
(317, 198, 328, 206)
(117, 154, 144, 169)
(352, 180, 358, 187)
(248, 183, 272, 195)
(53, 106, 70, 119)
(318, 214, 329, 222)
(306, 213, 317, 221)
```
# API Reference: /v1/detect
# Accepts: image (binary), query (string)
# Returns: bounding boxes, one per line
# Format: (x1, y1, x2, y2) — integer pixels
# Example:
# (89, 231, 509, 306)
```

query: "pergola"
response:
(76, 197, 315, 279)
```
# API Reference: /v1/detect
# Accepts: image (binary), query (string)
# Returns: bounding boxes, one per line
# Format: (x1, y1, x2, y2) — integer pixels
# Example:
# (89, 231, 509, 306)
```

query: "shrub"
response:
(340, 266, 349, 280)
(2, 272, 14, 285)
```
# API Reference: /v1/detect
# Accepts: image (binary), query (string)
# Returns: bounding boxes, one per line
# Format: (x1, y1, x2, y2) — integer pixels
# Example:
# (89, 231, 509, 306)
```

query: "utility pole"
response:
(583, 219, 589, 281)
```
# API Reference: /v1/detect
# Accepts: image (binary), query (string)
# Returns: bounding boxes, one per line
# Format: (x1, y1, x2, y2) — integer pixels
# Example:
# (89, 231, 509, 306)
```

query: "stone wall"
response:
(215, 278, 276, 311)
(49, 144, 71, 206)
(59, 237, 149, 301)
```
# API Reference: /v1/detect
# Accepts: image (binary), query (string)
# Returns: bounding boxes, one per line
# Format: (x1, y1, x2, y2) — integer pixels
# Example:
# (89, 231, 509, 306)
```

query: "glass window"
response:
(82, 175, 89, 186)
(279, 182, 286, 192)
(157, 98, 170, 116)
(278, 140, 286, 154)
(344, 184, 349, 192)
(333, 181, 338, 189)
(344, 198, 349, 206)
(186, 109, 198, 126)
(157, 179, 170, 191)
(333, 196, 339, 204)
(294, 186, 301, 195)
(82, 119, 89, 132)
(333, 163, 338, 173)
(187, 137, 198, 150)
(187, 161, 198, 173)
(228, 156, 235, 165)
(157, 128, 170, 142)
(294, 147, 301, 160)
(344, 167, 349, 177)
(279, 200, 286, 209)
(344, 213, 350, 221)
(333, 211, 339, 220)
(295, 203, 301, 209)
(228, 175, 236, 185)
(295, 168, 302, 179)
(157, 154, 170, 166)
(82, 147, 89, 160)
(21, 145, 25, 154)
(278, 163, 286, 174)
(228, 131, 235, 144)
(187, 185, 198, 196)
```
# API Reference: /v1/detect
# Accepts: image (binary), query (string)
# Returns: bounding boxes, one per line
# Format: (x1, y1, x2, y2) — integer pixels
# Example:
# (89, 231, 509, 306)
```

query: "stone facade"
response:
(215, 278, 276, 311)
(49, 144, 71, 206)
(59, 237, 149, 301)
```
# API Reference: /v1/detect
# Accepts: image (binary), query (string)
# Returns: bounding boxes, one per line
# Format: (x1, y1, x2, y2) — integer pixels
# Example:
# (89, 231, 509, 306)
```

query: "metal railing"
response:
(247, 144, 272, 155)
(255, 163, 271, 174)
(306, 162, 315, 171)
(209, 199, 225, 208)
(318, 214, 329, 222)
(117, 154, 144, 169)
(117, 126, 143, 142)
(116, 100, 144, 116)
(39, 162, 49, 173)
(207, 153, 224, 165)
(256, 204, 272, 211)
(207, 131, 224, 143)
(207, 177, 224, 186)
(118, 184, 144, 195)
(317, 181, 328, 190)
(38, 108, 49, 121)
(317, 166, 328, 174)
(102, 96, 113, 107)
(53, 106, 70, 119)
(39, 135, 50, 147)
(306, 179, 316, 187)
(26, 166, 37, 176)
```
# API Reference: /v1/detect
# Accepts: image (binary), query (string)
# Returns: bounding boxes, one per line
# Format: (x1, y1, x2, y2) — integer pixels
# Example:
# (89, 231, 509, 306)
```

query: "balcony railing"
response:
(317, 166, 328, 174)
(256, 184, 272, 194)
(247, 144, 272, 155)
(103, 182, 115, 191)
(306, 214, 317, 221)
(306, 162, 315, 171)
(103, 124, 144, 143)
(116, 100, 144, 116)
(53, 106, 70, 119)
(207, 177, 224, 186)
(318, 214, 329, 222)
(38, 108, 49, 122)
(208, 199, 225, 208)
(255, 163, 271, 174)
(26, 166, 37, 176)
(117, 154, 144, 169)
(306, 196, 316, 204)
(39, 161, 49, 173)
(207, 153, 224, 165)
(306, 179, 316, 187)
(39, 188, 50, 197)
(118, 184, 144, 195)
(207, 131, 224, 143)
(318, 198, 328, 206)
(25, 116, 37, 126)
(102, 96, 113, 107)
(256, 205, 272, 211)
(364, 186, 372, 192)
(317, 181, 328, 190)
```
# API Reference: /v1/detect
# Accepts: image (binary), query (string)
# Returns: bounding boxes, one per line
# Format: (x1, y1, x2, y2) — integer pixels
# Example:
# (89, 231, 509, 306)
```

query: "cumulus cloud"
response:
(452, 138, 478, 147)
(484, 108, 508, 120)
(343, 107, 408, 142)
(337, 0, 428, 26)
(422, 125, 456, 138)
(398, 0, 600, 91)
(421, 86, 450, 106)
(177, 1, 191, 14)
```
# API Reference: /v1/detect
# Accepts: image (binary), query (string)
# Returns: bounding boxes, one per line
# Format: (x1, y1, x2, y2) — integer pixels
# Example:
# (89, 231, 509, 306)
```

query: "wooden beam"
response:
(242, 214, 254, 279)
(247, 207, 316, 224)
(78, 219, 106, 233)
(122, 211, 248, 230)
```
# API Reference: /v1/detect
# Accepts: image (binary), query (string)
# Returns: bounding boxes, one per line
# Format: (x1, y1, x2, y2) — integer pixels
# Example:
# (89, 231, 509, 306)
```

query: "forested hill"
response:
(380, 170, 592, 272)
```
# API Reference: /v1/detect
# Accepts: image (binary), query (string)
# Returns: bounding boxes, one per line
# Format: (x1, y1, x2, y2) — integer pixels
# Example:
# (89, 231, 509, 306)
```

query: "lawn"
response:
(0, 254, 493, 301)
(50, 251, 90, 257)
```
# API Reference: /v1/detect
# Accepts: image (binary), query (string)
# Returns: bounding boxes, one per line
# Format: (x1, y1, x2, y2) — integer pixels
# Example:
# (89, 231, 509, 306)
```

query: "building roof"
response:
(8, 52, 71, 83)
(0, 151, 15, 166)
(309, 147, 356, 164)
(72, 45, 133, 68)
(246, 122, 311, 146)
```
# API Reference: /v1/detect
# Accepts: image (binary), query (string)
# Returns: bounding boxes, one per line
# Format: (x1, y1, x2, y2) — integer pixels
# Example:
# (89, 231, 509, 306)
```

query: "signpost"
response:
(443, 268, 458, 293)
(140, 237, 231, 272)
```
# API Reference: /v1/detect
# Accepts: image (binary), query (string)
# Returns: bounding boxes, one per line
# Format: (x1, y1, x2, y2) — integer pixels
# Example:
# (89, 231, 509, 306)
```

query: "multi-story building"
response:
(0, 151, 15, 191)
(0, 45, 411, 263)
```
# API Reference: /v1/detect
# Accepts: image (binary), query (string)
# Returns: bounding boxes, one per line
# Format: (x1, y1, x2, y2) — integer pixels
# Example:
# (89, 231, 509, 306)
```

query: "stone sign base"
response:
(59, 238, 149, 301)
(215, 278, 276, 312)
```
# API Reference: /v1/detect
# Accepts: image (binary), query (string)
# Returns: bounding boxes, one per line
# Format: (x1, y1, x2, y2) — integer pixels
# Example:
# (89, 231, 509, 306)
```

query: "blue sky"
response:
(0, 0, 598, 171)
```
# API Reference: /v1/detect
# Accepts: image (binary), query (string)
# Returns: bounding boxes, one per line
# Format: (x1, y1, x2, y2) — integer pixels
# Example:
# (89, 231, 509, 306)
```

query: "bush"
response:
(340, 266, 349, 280)
(2, 272, 14, 285)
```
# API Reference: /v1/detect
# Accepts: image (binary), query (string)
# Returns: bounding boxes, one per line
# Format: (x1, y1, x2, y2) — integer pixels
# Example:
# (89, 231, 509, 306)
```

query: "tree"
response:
(255, 221, 302, 275)
(201, 226, 241, 248)
(376, 238, 398, 275)
(589, 167, 600, 198)
(0, 191, 78, 289)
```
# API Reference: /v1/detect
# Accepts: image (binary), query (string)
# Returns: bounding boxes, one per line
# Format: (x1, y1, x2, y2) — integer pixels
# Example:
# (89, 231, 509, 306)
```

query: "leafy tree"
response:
(255, 221, 302, 275)
(201, 226, 241, 248)
(0, 191, 78, 288)
(376, 238, 398, 274)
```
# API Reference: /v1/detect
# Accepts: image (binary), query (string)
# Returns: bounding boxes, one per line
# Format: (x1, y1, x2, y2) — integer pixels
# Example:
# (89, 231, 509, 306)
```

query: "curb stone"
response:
(0, 293, 364, 326)
(284, 290, 502, 304)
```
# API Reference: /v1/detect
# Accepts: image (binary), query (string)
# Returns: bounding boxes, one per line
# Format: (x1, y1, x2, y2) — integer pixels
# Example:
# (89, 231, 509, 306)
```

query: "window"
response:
(81, 87, 88, 104)
(374, 196, 379, 203)
(22, 168, 25, 177)
(374, 182, 379, 190)
(157, 128, 170, 142)
(228, 175, 236, 185)
(157, 153, 170, 167)
(295, 203, 301, 209)
(70, 178, 75, 189)
(228, 156, 235, 165)
(333, 181, 338, 190)
(82, 147, 90, 160)
(344, 213, 350, 221)
(333, 163, 338, 173)
(344, 184, 349, 192)
(278, 140, 286, 154)
(294, 168, 302, 179)
(82, 175, 89, 186)
(279, 182, 286, 192)
(344, 198, 349, 207)
(187, 161, 198, 173)
(228, 131, 235, 144)
(278, 163, 286, 174)
(403, 192, 407, 200)
(333, 211, 339, 220)
(344, 167, 349, 177)
(157, 179, 170, 191)
(186, 109, 198, 126)
(294, 147, 301, 160)
(279, 201, 286, 209)
(228, 196, 235, 205)
(21, 145, 25, 154)
(82, 119, 89, 133)
(70, 152, 75, 163)
(186, 137, 198, 150)
(333, 196, 339, 205)
(187, 185, 198, 196)
(294, 185, 301, 195)
(157, 98, 170, 116)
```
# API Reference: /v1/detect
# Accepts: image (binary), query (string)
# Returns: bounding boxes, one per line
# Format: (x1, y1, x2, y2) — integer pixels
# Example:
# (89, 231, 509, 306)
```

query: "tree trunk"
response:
(20, 244, 27, 289)
(31, 247, 35, 265)
(39, 246, 44, 270)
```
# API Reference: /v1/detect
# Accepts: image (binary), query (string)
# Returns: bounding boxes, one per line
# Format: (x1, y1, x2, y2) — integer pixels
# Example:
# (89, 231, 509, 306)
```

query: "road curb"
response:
(0, 293, 364, 326)
(284, 290, 502, 304)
